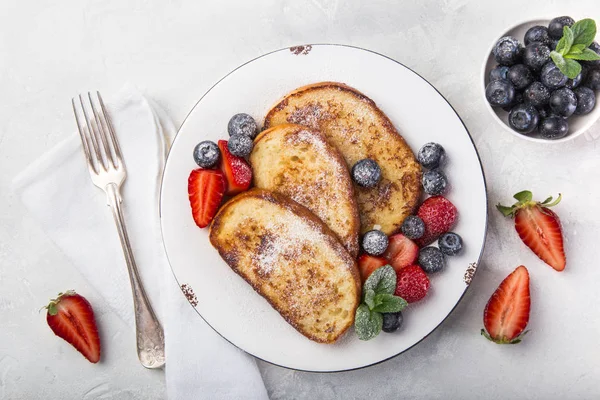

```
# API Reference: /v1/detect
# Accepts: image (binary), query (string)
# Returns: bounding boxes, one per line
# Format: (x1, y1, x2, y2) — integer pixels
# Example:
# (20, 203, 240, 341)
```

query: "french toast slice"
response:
(264, 82, 422, 235)
(209, 189, 361, 343)
(251, 124, 360, 258)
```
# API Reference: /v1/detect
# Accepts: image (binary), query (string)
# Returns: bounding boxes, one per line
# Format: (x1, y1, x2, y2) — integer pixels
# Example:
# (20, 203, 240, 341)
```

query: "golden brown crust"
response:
(264, 82, 422, 235)
(209, 189, 361, 343)
(252, 124, 360, 258)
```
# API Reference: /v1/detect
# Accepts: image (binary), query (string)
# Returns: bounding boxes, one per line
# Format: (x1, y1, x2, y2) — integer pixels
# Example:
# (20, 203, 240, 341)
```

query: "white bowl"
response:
(482, 19, 600, 143)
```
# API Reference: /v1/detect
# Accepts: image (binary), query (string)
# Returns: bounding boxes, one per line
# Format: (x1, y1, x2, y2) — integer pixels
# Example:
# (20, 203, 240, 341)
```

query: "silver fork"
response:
(72, 91, 165, 369)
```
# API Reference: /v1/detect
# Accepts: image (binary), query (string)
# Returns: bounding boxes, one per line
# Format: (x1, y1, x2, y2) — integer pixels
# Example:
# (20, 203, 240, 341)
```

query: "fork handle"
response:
(106, 183, 166, 369)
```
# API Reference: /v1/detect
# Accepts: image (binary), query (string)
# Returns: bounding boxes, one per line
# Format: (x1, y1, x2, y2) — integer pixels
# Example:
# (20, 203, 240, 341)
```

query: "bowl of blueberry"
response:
(483, 16, 600, 142)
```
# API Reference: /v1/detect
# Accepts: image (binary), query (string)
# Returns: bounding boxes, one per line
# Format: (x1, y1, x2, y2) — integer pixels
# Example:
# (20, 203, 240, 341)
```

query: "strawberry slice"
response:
(217, 140, 252, 195)
(45, 291, 101, 363)
(415, 196, 458, 247)
(188, 169, 226, 228)
(497, 191, 565, 271)
(357, 254, 388, 282)
(482, 265, 531, 344)
(384, 234, 419, 273)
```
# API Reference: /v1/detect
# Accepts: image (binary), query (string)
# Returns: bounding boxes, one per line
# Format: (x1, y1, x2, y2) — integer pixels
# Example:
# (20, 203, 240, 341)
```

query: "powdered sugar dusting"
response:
(287, 104, 334, 130)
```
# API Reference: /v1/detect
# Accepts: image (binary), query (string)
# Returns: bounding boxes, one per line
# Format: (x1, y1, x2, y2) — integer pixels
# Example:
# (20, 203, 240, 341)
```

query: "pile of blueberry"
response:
(486, 16, 600, 139)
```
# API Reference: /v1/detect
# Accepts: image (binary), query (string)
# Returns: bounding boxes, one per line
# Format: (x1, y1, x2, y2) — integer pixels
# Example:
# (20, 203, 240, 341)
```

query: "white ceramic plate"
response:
(482, 19, 600, 143)
(160, 44, 487, 372)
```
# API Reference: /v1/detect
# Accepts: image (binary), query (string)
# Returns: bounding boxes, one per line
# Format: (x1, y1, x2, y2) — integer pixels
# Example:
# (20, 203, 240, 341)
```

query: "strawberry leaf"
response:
(513, 190, 533, 203)
(496, 204, 515, 217)
(543, 193, 562, 207)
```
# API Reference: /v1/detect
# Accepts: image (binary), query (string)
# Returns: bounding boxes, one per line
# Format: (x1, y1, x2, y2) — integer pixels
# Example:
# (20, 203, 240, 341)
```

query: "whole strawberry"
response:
(497, 191, 565, 271)
(415, 196, 458, 247)
(44, 291, 101, 363)
(394, 265, 430, 303)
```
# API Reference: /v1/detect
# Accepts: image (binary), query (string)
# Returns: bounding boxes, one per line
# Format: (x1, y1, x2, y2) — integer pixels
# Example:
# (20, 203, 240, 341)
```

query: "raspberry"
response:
(394, 265, 430, 303)
(415, 196, 457, 247)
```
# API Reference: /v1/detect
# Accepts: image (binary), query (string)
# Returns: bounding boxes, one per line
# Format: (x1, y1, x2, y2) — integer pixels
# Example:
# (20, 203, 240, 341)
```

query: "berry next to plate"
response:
(497, 190, 566, 271)
(486, 17, 600, 139)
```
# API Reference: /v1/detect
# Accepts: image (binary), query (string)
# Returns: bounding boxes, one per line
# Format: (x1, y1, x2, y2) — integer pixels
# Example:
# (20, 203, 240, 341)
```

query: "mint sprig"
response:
(550, 18, 600, 79)
(354, 265, 408, 340)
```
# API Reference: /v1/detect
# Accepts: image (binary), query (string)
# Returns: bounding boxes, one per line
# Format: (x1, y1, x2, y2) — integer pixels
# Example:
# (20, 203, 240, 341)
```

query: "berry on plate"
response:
(384, 233, 419, 273)
(351, 158, 381, 187)
(418, 246, 446, 274)
(362, 230, 389, 256)
(357, 254, 389, 282)
(493, 36, 522, 66)
(438, 232, 463, 256)
(508, 103, 539, 135)
(539, 116, 569, 140)
(573, 87, 596, 115)
(523, 81, 550, 107)
(417, 142, 445, 169)
(540, 62, 568, 89)
(217, 140, 253, 195)
(548, 16, 575, 39)
(485, 79, 516, 107)
(227, 134, 254, 158)
(394, 265, 430, 303)
(422, 170, 447, 196)
(508, 64, 534, 89)
(227, 113, 258, 139)
(381, 311, 403, 333)
(481, 265, 530, 344)
(193, 140, 220, 168)
(549, 88, 577, 118)
(524, 25, 550, 46)
(497, 191, 565, 271)
(415, 196, 458, 247)
(44, 291, 101, 363)
(188, 169, 226, 228)
(400, 215, 425, 240)
(522, 43, 550, 71)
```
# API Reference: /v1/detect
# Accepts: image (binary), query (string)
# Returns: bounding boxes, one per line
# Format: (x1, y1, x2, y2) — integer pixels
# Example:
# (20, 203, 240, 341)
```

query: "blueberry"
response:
(508, 64, 534, 90)
(541, 62, 568, 89)
(401, 215, 425, 240)
(565, 71, 583, 89)
(549, 39, 559, 51)
(584, 42, 600, 67)
(382, 312, 403, 333)
(584, 68, 600, 91)
(362, 230, 389, 256)
(417, 142, 445, 169)
(493, 36, 522, 66)
(508, 103, 539, 134)
(438, 232, 463, 256)
(228, 113, 258, 139)
(193, 140, 220, 168)
(549, 88, 577, 117)
(489, 65, 510, 82)
(485, 79, 516, 107)
(422, 170, 448, 195)
(523, 42, 550, 71)
(539, 117, 569, 139)
(524, 25, 551, 46)
(574, 87, 596, 115)
(352, 159, 381, 187)
(524, 81, 550, 107)
(227, 134, 253, 157)
(548, 16, 575, 39)
(418, 246, 445, 274)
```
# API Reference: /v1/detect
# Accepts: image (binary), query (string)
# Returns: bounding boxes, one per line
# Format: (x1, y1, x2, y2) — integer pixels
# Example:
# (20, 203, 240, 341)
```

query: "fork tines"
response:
(72, 92, 123, 174)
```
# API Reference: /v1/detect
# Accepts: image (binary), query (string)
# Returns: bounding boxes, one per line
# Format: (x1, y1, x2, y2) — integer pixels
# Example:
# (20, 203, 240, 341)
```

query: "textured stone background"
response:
(1, 0, 599, 399)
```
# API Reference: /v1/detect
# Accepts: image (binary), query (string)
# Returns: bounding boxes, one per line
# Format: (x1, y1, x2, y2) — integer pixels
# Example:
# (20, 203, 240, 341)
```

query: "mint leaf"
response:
(364, 289, 376, 309)
(355, 304, 383, 341)
(372, 294, 408, 313)
(565, 48, 600, 61)
(563, 58, 582, 79)
(570, 18, 596, 47)
(569, 44, 586, 54)
(513, 190, 532, 203)
(556, 26, 574, 55)
(364, 265, 396, 295)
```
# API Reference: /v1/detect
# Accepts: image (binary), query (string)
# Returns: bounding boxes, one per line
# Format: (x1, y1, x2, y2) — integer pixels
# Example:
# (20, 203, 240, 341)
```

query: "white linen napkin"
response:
(13, 85, 268, 400)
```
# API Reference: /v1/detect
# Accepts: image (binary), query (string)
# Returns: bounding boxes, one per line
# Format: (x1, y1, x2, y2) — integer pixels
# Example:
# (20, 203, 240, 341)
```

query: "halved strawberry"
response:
(497, 191, 565, 271)
(416, 196, 458, 247)
(188, 169, 226, 228)
(45, 291, 101, 363)
(482, 265, 530, 344)
(394, 265, 430, 303)
(384, 234, 419, 273)
(217, 140, 252, 195)
(357, 254, 388, 282)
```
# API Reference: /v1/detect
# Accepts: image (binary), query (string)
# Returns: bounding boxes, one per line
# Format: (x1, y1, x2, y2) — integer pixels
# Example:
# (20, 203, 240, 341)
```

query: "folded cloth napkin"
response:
(13, 85, 268, 400)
